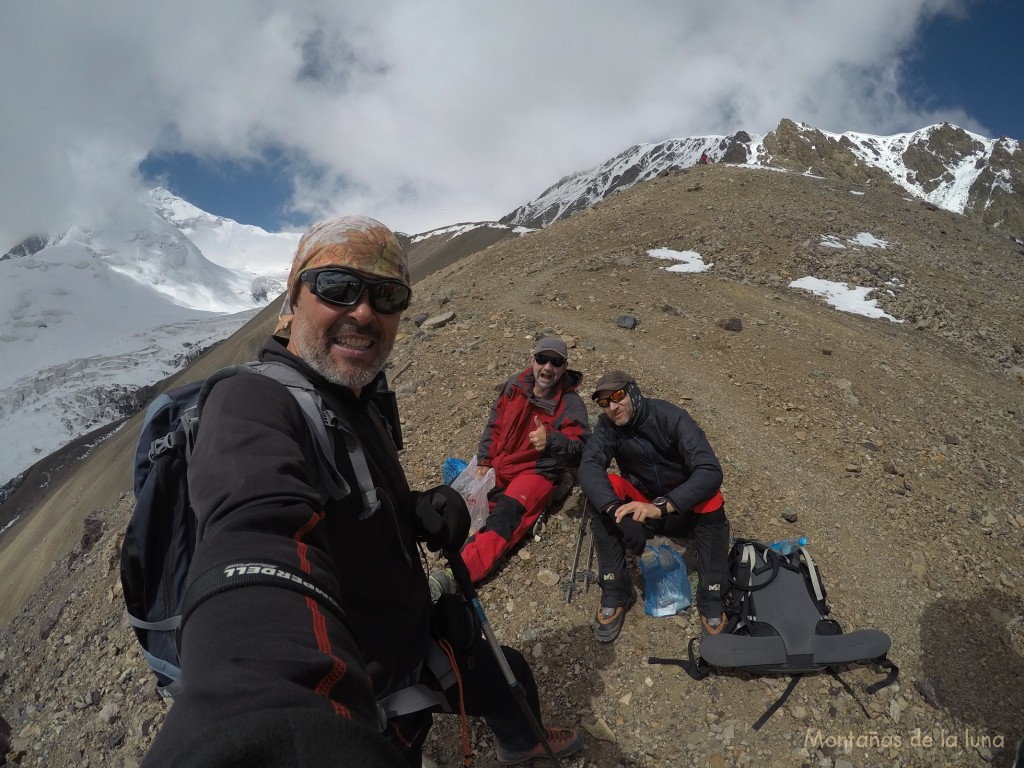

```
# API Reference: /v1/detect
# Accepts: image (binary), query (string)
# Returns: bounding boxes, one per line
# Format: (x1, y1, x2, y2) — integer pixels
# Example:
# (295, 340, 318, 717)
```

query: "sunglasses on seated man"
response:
(534, 352, 566, 368)
(299, 267, 412, 314)
(593, 388, 628, 409)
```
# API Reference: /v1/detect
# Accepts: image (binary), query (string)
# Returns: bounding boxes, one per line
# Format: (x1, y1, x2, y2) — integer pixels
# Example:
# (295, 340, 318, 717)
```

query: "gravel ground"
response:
(3, 165, 1022, 767)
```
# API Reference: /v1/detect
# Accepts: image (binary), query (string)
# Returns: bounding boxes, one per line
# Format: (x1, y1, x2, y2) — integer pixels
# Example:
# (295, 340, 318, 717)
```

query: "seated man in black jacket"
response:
(578, 370, 730, 643)
(143, 216, 582, 767)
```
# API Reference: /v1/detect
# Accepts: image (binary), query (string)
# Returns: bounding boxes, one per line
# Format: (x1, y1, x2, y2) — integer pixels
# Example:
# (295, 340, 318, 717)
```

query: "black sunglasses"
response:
(594, 388, 628, 408)
(299, 267, 412, 314)
(534, 352, 566, 368)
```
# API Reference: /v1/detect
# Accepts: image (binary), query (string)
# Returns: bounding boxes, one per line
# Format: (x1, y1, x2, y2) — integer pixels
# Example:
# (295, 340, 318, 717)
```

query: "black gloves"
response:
(617, 516, 648, 556)
(414, 485, 471, 552)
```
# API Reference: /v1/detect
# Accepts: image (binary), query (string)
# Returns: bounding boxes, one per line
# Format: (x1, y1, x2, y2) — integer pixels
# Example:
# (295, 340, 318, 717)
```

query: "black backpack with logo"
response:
(650, 538, 898, 730)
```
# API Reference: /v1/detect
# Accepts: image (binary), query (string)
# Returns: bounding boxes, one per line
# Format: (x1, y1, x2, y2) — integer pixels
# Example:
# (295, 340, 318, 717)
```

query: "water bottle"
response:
(769, 536, 808, 556)
(640, 544, 692, 617)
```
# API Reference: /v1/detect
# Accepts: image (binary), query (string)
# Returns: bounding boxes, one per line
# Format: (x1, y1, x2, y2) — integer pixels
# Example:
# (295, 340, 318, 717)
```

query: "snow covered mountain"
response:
(503, 119, 1023, 236)
(0, 189, 299, 493)
(2, 118, 1021, 499)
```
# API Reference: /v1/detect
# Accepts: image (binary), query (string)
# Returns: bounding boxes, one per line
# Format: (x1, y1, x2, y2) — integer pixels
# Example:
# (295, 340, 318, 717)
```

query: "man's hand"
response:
(414, 485, 471, 552)
(614, 500, 662, 524)
(476, 465, 489, 478)
(528, 416, 547, 452)
(616, 516, 648, 555)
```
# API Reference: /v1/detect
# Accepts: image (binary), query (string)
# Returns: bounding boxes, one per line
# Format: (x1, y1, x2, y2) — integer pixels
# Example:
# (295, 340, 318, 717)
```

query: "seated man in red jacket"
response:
(458, 337, 591, 582)
(579, 370, 730, 642)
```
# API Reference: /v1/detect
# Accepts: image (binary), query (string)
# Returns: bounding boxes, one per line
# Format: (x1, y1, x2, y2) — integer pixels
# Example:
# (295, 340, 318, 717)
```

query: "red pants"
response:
(460, 472, 555, 582)
(608, 474, 724, 514)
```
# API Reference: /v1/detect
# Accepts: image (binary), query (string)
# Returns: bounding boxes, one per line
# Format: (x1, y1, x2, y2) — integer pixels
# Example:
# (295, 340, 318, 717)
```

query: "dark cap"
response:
(533, 337, 568, 358)
(591, 370, 636, 400)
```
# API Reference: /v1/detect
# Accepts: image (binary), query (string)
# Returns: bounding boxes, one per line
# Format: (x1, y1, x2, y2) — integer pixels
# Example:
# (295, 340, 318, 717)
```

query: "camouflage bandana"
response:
(275, 215, 410, 338)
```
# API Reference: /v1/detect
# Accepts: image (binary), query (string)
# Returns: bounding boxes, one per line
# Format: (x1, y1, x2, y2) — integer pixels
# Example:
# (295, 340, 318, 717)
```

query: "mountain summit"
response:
(503, 119, 1024, 236)
(0, 189, 297, 489)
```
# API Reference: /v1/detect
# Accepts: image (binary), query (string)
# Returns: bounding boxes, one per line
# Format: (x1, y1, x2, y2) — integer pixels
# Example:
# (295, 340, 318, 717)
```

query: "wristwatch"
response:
(652, 496, 670, 515)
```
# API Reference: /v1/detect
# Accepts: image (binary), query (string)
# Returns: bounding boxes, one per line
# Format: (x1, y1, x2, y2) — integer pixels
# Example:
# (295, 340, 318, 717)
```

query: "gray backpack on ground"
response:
(650, 538, 898, 730)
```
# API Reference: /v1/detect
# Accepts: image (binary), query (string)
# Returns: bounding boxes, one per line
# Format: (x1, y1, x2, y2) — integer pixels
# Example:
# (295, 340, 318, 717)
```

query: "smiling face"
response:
(599, 388, 635, 426)
(532, 352, 566, 397)
(287, 272, 401, 395)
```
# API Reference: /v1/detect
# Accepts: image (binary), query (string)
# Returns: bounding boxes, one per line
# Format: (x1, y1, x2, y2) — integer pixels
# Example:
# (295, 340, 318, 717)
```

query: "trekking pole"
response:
(564, 498, 591, 603)
(443, 547, 561, 768)
(582, 516, 596, 591)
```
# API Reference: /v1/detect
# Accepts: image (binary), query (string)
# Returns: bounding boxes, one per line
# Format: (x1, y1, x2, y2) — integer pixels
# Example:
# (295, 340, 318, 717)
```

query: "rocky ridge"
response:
(504, 118, 1024, 240)
(2, 163, 1023, 767)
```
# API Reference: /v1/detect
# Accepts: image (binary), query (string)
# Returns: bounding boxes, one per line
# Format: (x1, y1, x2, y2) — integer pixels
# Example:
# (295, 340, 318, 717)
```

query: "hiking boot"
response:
(701, 612, 727, 636)
(428, 567, 457, 603)
(552, 470, 574, 503)
(592, 590, 637, 643)
(495, 727, 584, 765)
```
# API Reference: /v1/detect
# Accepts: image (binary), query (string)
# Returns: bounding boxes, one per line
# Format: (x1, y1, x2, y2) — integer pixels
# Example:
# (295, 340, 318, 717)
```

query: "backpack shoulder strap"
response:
(253, 361, 381, 516)
(196, 362, 378, 513)
(374, 642, 454, 728)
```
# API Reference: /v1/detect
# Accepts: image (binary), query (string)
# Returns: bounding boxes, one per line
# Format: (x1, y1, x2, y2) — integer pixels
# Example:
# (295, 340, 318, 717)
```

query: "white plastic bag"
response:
(450, 456, 495, 534)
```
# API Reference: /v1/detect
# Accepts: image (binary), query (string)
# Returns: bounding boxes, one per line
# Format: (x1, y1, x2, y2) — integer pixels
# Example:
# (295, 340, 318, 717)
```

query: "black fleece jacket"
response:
(144, 338, 428, 766)
(578, 394, 723, 515)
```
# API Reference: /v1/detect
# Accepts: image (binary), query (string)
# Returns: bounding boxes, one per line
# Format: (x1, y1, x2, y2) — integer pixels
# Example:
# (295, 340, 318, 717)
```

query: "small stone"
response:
(616, 314, 638, 330)
(618, 692, 632, 706)
(412, 313, 428, 327)
(716, 318, 742, 332)
(581, 715, 616, 743)
(536, 568, 560, 587)
(98, 703, 119, 725)
(421, 311, 456, 330)
(889, 698, 901, 724)
(644, 677, 654, 687)
(909, 551, 928, 582)
(914, 677, 943, 708)
(782, 509, 799, 523)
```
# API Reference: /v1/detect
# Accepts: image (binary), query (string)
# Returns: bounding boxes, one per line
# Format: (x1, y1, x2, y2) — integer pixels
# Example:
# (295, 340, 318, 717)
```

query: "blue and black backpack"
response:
(119, 361, 387, 697)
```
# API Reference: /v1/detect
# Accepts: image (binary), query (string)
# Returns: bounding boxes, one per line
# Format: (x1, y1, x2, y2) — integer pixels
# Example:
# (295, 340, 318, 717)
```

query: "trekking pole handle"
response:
(443, 547, 476, 602)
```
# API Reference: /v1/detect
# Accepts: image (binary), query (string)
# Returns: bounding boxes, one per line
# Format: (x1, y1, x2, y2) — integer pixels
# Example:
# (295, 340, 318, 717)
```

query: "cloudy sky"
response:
(1, 0, 1020, 247)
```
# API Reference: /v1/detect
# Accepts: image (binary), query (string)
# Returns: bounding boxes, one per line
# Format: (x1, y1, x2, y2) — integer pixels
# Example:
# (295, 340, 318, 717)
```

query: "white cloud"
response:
(0, 0, 983, 247)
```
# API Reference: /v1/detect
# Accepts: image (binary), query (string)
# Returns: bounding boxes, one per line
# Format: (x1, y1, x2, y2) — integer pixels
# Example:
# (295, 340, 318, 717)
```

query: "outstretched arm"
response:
(144, 376, 383, 765)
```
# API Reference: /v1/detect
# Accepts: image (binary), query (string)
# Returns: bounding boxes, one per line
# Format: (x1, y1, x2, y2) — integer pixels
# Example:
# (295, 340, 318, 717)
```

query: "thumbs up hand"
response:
(528, 416, 548, 452)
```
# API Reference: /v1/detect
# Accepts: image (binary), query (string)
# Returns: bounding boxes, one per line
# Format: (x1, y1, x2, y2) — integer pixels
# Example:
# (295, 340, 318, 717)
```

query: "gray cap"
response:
(533, 337, 568, 358)
(591, 369, 636, 400)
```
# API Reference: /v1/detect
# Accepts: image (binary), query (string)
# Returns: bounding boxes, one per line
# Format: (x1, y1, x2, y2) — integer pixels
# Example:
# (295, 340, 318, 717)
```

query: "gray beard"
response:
(291, 319, 393, 392)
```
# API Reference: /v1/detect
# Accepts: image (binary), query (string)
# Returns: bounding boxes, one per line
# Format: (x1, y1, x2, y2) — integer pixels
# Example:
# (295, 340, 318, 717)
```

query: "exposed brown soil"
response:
(2, 164, 1023, 767)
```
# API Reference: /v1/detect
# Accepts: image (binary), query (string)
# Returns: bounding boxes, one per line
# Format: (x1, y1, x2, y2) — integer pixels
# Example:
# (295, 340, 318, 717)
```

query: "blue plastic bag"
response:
(639, 543, 692, 617)
(443, 457, 469, 485)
